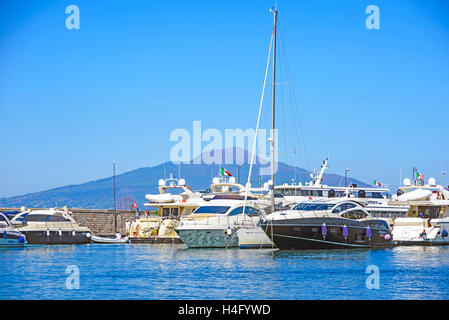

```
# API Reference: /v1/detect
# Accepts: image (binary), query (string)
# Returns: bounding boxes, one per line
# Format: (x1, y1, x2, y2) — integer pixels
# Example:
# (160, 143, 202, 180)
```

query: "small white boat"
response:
(145, 193, 175, 203)
(91, 234, 129, 244)
(395, 188, 432, 201)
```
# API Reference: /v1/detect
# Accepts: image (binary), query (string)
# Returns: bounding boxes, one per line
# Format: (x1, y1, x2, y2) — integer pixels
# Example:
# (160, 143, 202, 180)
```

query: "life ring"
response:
(432, 190, 440, 199)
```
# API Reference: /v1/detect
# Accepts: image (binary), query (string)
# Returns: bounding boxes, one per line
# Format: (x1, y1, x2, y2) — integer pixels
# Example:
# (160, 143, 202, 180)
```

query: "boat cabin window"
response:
(335, 191, 347, 198)
(371, 210, 406, 218)
(278, 189, 323, 197)
(293, 203, 335, 211)
(341, 210, 367, 220)
(275, 190, 284, 196)
(368, 192, 384, 199)
(193, 206, 231, 215)
(162, 208, 179, 217)
(228, 206, 260, 217)
(331, 203, 357, 213)
(418, 206, 441, 219)
(21, 214, 72, 222)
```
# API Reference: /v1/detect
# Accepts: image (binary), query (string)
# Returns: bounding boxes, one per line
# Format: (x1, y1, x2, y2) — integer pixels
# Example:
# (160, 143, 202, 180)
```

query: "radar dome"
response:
(229, 177, 236, 184)
(428, 177, 436, 186)
(179, 179, 186, 186)
(212, 177, 220, 184)
(158, 179, 165, 187)
(403, 178, 411, 186)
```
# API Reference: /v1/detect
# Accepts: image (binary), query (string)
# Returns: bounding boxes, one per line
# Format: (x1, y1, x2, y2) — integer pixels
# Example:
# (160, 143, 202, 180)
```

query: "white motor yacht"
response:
(275, 158, 410, 217)
(141, 175, 277, 247)
(387, 176, 449, 245)
(10, 208, 91, 244)
(175, 198, 270, 248)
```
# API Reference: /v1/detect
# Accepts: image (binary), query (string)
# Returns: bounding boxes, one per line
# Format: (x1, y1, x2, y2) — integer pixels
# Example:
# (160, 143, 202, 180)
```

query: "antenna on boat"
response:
(311, 157, 329, 187)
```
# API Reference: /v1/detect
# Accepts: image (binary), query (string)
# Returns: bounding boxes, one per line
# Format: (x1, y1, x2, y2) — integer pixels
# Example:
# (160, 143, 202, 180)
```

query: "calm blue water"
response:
(1, 244, 449, 300)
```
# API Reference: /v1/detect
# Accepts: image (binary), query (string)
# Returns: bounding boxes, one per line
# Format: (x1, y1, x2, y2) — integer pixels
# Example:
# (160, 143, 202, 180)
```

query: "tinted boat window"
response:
(228, 206, 260, 216)
(341, 210, 367, 219)
(293, 203, 334, 211)
(332, 203, 356, 213)
(245, 206, 260, 217)
(228, 207, 243, 216)
(23, 215, 71, 222)
(193, 206, 231, 214)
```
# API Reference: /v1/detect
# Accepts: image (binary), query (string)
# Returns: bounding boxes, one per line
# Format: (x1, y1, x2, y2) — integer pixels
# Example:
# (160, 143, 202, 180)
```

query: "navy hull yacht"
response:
(261, 199, 395, 250)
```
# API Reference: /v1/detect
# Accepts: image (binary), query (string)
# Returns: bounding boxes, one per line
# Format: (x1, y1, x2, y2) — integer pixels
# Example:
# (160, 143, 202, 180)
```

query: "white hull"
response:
(237, 227, 274, 248)
(391, 218, 449, 245)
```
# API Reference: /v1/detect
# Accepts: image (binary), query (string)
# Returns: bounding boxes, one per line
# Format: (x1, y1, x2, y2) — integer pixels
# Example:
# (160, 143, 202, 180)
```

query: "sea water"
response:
(1, 244, 448, 300)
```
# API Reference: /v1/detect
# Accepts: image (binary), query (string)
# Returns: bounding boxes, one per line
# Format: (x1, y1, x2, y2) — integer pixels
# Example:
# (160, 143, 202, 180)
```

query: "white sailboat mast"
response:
(270, 8, 277, 211)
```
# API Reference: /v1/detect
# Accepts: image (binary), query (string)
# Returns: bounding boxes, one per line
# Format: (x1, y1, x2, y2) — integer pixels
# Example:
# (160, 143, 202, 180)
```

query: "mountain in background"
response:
(0, 148, 370, 209)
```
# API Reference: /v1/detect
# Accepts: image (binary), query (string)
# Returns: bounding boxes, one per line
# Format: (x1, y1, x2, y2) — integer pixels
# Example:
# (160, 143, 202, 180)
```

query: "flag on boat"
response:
(373, 180, 381, 187)
(416, 171, 424, 180)
(220, 167, 232, 177)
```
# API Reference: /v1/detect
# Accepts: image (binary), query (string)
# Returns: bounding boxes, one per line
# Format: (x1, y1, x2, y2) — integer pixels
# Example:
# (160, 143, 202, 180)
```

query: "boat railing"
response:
(38, 221, 83, 229)
(187, 214, 258, 229)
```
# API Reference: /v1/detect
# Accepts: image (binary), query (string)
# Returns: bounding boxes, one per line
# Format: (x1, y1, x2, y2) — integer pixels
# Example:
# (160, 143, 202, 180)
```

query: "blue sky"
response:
(1, 0, 448, 197)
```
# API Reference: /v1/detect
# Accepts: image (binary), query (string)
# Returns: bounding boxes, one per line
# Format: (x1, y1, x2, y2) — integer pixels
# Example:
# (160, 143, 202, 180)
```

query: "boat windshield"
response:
(293, 203, 335, 211)
(20, 214, 72, 223)
(0, 214, 9, 227)
(193, 206, 231, 215)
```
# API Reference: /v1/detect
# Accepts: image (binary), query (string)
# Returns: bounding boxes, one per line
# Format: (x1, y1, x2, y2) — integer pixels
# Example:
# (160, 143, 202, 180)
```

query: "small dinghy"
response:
(91, 233, 129, 244)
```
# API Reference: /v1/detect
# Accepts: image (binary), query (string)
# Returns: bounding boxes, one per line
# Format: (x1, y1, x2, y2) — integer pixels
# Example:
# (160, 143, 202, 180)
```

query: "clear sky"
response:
(1, 0, 449, 197)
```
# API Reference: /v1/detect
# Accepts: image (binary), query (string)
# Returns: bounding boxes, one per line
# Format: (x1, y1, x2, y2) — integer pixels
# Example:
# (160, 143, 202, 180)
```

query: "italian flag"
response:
(416, 171, 424, 180)
(220, 167, 232, 177)
(373, 180, 381, 187)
